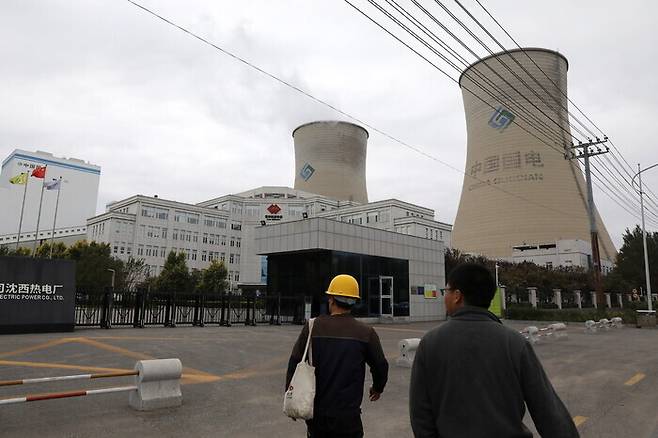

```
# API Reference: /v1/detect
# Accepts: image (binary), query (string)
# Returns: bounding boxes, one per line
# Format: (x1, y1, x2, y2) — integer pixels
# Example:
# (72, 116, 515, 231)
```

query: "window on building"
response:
(231, 223, 241, 231)
(202, 251, 207, 262)
(209, 234, 216, 245)
(172, 229, 178, 240)
(229, 254, 234, 264)
(192, 250, 197, 261)
(234, 272, 239, 281)
(202, 233, 208, 244)
(221, 235, 227, 246)
(236, 238, 241, 248)
(162, 228, 168, 239)
(230, 238, 235, 247)
(220, 253, 226, 262)
(192, 232, 198, 243)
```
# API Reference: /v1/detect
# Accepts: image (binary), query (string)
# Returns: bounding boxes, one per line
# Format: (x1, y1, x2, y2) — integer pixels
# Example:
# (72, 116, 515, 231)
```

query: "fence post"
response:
(225, 293, 232, 327)
(133, 291, 142, 328)
(574, 290, 582, 309)
(553, 289, 562, 310)
(276, 294, 282, 325)
(618, 293, 623, 309)
(591, 291, 597, 309)
(245, 297, 252, 326)
(500, 286, 507, 312)
(605, 293, 612, 309)
(528, 287, 537, 309)
(101, 289, 113, 329)
(164, 294, 172, 327)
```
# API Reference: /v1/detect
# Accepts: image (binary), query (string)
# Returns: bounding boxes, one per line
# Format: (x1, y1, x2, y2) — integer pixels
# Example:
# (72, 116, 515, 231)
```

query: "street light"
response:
(631, 163, 658, 312)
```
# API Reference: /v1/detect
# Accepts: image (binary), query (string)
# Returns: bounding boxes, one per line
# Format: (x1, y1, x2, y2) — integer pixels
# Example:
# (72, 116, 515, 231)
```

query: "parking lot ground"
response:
(1, 320, 657, 437)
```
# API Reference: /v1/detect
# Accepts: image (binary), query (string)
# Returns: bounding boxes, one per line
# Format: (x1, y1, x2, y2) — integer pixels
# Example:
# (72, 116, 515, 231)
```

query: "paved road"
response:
(0, 320, 656, 437)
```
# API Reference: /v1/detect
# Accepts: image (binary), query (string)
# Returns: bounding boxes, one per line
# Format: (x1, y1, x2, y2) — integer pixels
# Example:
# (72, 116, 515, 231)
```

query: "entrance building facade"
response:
(255, 217, 446, 321)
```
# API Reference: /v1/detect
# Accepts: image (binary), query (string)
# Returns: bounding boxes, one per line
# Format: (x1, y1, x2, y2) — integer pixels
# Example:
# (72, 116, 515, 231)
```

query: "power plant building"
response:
(0, 149, 100, 248)
(452, 48, 616, 264)
(87, 121, 452, 321)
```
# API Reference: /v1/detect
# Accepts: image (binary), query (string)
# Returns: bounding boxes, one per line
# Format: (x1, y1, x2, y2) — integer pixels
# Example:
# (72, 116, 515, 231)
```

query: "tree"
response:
(198, 260, 229, 294)
(606, 225, 658, 293)
(118, 256, 150, 291)
(34, 242, 67, 259)
(65, 240, 123, 290)
(0, 246, 31, 257)
(156, 251, 190, 293)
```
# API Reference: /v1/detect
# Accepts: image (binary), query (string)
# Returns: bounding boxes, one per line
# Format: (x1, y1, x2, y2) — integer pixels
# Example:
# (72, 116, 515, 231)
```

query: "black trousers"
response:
(306, 414, 363, 438)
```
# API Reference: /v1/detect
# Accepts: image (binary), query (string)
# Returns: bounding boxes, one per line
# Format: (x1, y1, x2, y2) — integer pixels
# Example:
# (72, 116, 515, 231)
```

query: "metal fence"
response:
(75, 291, 306, 329)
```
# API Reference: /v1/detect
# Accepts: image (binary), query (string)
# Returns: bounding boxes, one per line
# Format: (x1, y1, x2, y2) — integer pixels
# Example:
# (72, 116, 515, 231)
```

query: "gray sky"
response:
(2, 0, 657, 248)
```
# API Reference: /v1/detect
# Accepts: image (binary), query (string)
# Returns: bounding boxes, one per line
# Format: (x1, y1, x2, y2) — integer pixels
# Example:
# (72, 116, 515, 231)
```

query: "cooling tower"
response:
(452, 48, 616, 262)
(293, 121, 369, 204)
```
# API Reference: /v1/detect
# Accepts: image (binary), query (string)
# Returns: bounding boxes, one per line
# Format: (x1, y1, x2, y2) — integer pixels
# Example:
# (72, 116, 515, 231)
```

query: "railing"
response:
(74, 291, 306, 328)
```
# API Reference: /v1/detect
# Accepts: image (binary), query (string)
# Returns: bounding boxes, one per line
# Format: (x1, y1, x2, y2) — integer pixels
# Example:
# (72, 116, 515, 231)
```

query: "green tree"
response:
(198, 260, 229, 294)
(156, 251, 190, 293)
(606, 225, 658, 293)
(34, 242, 68, 259)
(0, 246, 8, 256)
(65, 240, 123, 290)
(1, 246, 32, 257)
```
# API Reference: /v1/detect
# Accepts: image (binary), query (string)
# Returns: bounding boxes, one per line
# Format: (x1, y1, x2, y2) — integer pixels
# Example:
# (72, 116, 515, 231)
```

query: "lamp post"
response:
(632, 163, 658, 311)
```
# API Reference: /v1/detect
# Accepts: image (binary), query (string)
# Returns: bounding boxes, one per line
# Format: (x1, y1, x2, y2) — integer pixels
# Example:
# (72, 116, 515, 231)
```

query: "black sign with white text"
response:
(0, 256, 76, 334)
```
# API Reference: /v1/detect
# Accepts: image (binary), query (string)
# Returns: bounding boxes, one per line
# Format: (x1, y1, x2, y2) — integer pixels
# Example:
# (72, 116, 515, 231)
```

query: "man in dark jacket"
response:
(286, 274, 389, 438)
(410, 263, 579, 438)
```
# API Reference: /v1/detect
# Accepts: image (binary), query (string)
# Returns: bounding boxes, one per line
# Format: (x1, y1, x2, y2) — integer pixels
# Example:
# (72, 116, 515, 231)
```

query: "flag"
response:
(31, 166, 47, 178)
(9, 173, 27, 185)
(44, 179, 61, 190)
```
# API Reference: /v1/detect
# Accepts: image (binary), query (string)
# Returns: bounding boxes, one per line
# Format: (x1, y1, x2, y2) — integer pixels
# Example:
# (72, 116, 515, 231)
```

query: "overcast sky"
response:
(2, 0, 657, 248)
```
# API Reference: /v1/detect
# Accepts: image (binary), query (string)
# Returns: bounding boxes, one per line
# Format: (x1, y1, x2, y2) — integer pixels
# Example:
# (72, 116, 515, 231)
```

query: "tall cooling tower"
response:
(293, 121, 369, 204)
(452, 48, 616, 261)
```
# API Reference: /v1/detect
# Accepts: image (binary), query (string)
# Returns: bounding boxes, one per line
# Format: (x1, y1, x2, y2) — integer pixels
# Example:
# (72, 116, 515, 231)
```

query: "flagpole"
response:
(49, 177, 63, 259)
(33, 176, 47, 256)
(31, 165, 48, 256)
(15, 172, 29, 251)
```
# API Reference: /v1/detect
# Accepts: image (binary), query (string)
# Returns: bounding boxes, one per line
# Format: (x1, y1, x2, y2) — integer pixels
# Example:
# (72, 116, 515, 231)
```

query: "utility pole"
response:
(565, 137, 609, 307)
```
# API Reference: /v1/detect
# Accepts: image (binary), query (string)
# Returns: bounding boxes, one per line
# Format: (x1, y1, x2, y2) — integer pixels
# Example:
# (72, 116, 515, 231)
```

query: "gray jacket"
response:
(410, 306, 578, 438)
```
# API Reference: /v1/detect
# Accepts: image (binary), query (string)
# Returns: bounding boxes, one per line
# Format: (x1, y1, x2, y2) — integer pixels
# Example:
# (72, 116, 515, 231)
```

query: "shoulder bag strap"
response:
(300, 318, 315, 366)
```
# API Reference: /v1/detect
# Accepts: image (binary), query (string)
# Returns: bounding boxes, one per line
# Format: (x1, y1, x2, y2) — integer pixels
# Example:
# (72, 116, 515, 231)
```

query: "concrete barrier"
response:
(585, 318, 623, 333)
(521, 323, 567, 344)
(396, 338, 420, 368)
(129, 358, 183, 411)
(0, 358, 183, 411)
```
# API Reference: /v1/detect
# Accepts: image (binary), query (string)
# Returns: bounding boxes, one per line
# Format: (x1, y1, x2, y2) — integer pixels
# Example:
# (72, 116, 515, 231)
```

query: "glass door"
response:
(379, 276, 394, 317)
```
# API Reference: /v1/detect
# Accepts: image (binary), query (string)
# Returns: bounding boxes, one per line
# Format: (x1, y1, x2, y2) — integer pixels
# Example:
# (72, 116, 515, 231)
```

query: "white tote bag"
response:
(283, 318, 316, 420)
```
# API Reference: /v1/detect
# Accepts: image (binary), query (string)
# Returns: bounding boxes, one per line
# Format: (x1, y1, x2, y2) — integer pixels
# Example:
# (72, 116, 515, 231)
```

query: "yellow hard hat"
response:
(326, 274, 360, 300)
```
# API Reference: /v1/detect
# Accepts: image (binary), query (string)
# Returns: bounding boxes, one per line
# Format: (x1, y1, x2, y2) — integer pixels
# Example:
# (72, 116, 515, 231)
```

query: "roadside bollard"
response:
(396, 338, 420, 368)
(129, 358, 183, 411)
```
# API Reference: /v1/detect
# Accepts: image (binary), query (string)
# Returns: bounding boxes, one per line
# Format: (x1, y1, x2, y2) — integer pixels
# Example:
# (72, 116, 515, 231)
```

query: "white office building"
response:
(0, 149, 100, 247)
(87, 186, 452, 291)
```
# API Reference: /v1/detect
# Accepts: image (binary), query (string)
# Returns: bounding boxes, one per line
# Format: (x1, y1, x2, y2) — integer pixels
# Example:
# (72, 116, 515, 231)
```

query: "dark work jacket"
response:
(286, 313, 389, 417)
(410, 306, 579, 438)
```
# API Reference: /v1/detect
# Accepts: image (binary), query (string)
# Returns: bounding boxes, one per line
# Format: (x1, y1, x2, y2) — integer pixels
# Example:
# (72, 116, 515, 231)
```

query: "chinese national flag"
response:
(31, 165, 47, 178)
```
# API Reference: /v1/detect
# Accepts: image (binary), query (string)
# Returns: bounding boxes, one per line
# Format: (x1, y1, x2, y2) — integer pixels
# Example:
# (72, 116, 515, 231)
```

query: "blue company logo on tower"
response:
(488, 106, 515, 131)
(299, 162, 315, 181)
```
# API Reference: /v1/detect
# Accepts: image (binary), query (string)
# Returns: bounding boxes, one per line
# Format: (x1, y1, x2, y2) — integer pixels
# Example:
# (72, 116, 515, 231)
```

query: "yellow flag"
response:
(9, 172, 27, 185)
(488, 287, 503, 317)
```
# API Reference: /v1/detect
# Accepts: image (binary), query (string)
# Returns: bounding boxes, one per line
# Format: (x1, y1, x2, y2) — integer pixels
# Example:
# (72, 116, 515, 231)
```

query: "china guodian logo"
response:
(267, 204, 282, 215)
(300, 162, 315, 181)
(488, 106, 515, 131)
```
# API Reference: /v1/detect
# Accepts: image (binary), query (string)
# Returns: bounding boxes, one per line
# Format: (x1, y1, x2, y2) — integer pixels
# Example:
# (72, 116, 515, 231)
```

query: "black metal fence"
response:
(75, 291, 306, 329)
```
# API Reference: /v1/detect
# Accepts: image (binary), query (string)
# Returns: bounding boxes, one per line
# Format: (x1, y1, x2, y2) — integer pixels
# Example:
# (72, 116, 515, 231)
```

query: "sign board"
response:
(424, 284, 438, 299)
(0, 256, 76, 334)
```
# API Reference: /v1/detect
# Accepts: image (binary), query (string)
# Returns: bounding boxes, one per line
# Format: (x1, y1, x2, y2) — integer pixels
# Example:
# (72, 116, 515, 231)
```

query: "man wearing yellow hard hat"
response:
(286, 274, 389, 438)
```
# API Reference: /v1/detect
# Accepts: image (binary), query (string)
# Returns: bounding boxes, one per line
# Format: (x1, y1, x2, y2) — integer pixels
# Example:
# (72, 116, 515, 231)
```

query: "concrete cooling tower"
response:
(452, 48, 616, 262)
(293, 121, 369, 204)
